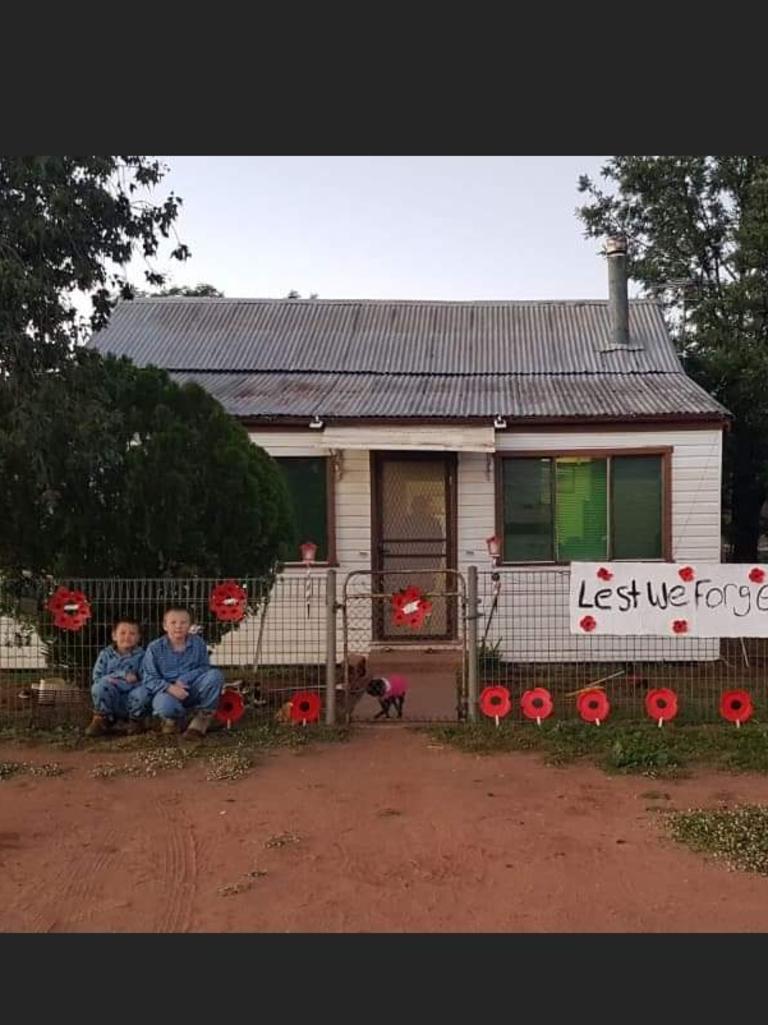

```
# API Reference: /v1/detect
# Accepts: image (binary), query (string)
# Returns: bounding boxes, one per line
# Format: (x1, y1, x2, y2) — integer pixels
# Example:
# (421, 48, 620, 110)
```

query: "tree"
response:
(0, 351, 294, 674)
(577, 157, 768, 560)
(0, 156, 294, 673)
(0, 156, 190, 376)
(156, 283, 224, 297)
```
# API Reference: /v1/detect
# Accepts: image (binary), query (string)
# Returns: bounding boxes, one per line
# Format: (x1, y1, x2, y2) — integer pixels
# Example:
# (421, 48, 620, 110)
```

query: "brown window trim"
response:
(277, 456, 338, 567)
(494, 447, 673, 565)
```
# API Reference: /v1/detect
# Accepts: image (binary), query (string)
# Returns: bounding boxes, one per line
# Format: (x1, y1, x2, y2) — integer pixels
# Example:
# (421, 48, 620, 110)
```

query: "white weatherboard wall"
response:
(485, 428, 723, 662)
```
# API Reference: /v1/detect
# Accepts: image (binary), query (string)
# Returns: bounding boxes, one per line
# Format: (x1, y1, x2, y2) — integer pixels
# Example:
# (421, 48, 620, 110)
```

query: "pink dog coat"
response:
(381, 674, 407, 699)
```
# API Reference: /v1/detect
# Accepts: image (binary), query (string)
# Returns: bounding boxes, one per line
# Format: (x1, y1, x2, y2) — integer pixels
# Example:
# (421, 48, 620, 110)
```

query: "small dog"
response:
(366, 675, 407, 719)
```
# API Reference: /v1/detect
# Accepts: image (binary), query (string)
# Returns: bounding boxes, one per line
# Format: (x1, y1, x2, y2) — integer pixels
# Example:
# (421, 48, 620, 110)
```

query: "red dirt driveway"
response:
(2, 728, 768, 932)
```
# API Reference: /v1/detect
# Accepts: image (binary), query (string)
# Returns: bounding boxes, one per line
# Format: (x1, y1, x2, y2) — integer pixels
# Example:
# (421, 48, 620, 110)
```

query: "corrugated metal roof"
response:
(87, 296, 730, 420)
(168, 371, 727, 420)
(90, 297, 684, 374)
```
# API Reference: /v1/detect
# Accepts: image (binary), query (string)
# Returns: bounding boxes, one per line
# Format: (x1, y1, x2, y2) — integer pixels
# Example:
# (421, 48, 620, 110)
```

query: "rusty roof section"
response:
(88, 296, 730, 421)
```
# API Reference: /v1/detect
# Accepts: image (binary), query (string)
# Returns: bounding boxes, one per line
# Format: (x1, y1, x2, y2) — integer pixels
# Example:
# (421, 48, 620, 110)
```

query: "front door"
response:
(372, 452, 457, 641)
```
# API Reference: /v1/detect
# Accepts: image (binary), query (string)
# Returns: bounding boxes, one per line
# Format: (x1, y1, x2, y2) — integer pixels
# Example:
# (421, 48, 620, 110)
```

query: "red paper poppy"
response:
(520, 687, 554, 721)
(391, 585, 433, 630)
(215, 688, 245, 725)
(645, 688, 678, 722)
(479, 685, 512, 719)
(577, 688, 610, 724)
(290, 691, 321, 724)
(46, 587, 91, 631)
(597, 567, 613, 581)
(719, 690, 753, 725)
(209, 581, 248, 622)
(672, 619, 689, 635)
(749, 567, 766, 584)
(579, 615, 597, 633)
(678, 566, 695, 583)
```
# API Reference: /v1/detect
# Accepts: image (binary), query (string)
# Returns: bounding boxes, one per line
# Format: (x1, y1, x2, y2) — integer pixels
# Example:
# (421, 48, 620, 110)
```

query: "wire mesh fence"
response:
(0, 574, 331, 727)
(477, 569, 768, 723)
(4, 567, 765, 729)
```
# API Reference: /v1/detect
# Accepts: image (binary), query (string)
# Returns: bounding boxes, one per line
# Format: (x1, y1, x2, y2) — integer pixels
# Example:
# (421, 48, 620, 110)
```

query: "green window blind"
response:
(555, 458, 607, 561)
(502, 457, 553, 561)
(611, 455, 663, 558)
(275, 457, 328, 562)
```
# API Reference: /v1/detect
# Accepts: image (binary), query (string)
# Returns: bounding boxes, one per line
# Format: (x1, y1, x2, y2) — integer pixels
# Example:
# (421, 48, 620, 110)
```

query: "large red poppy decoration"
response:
(46, 587, 91, 631)
(391, 585, 433, 630)
(215, 688, 245, 727)
(720, 690, 753, 726)
(521, 687, 554, 723)
(749, 567, 765, 584)
(645, 688, 678, 725)
(209, 581, 248, 622)
(290, 691, 321, 724)
(577, 688, 610, 725)
(479, 685, 512, 721)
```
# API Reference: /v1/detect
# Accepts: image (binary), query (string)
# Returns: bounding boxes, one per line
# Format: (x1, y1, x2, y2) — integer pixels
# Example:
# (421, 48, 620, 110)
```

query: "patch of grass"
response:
(205, 751, 253, 782)
(0, 716, 350, 756)
(427, 721, 768, 778)
(0, 760, 64, 780)
(668, 805, 768, 875)
(90, 748, 188, 779)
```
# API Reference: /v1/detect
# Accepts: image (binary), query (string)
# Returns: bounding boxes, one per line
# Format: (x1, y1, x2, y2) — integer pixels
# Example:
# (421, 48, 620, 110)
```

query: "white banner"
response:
(569, 562, 768, 637)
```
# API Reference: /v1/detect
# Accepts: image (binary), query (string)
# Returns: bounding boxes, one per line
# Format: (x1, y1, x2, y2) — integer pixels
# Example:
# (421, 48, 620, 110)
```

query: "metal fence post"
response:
(467, 564, 478, 722)
(325, 568, 337, 725)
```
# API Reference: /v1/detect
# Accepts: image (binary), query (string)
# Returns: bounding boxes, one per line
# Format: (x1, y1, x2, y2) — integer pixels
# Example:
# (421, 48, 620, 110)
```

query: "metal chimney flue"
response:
(606, 234, 629, 348)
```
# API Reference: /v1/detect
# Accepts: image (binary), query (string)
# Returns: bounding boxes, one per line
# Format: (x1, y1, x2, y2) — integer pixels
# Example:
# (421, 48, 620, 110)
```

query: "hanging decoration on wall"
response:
(577, 688, 610, 726)
(290, 691, 321, 726)
(719, 690, 753, 727)
(46, 587, 92, 631)
(479, 685, 512, 727)
(209, 581, 248, 622)
(391, 585, 433, 630)
(520, 687, 554, 726)
(215, 688, 245, 728)
(645, 688, 678, 727)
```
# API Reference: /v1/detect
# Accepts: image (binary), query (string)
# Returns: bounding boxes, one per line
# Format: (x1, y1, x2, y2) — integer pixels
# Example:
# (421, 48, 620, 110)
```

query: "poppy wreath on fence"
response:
(290, 691, 321, 724)
(215, 688, 245, 726)
(577, 688, 610, 725)
(479, 685, 512, 720)
(45, 587, 92, 631)
(520, 687, 554, 722)
(391, 585, 433, 629)
(645, 688, 678, 724)
(209, 581, 248, 622)
(719, 690, 753, 726)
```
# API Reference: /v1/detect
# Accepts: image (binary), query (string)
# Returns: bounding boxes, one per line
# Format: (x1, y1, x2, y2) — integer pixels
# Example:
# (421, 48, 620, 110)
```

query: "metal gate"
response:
(339, 568, 469, 723)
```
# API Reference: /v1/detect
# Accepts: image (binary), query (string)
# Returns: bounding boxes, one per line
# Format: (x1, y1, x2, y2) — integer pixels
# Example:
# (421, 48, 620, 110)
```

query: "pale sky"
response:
(116, 156, 636, 303)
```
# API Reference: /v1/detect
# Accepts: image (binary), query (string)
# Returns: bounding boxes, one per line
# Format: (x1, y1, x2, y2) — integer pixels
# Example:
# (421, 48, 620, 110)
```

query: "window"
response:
(275, 457, 332, 563)
(499, 452, 665, 562)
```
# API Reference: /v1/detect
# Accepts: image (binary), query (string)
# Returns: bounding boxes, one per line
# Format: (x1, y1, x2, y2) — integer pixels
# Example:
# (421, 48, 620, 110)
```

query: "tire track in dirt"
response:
(151, 795, 198, 933)
(3, 817, 118, 932)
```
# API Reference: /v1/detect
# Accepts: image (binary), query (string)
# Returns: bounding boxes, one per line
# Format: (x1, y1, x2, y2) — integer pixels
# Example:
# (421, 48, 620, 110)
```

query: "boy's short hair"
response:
(163, 606, 192, 620)
(112, 617, 140, 632)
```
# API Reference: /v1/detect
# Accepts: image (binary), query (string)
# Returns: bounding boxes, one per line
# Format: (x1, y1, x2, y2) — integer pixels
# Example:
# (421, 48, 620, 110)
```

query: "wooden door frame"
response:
(370, 450, 458, 642)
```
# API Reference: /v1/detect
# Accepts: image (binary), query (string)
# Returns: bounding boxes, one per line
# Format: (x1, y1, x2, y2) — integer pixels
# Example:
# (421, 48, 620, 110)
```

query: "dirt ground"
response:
(2, 727, 768, 932)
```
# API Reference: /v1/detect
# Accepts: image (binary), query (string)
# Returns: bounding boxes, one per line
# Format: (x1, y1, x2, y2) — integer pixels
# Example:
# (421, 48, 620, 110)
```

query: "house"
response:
(88, 238, 730, 666)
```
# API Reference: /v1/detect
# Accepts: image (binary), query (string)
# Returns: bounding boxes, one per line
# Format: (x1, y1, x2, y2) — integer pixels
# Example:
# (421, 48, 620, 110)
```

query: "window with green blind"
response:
(275, 457, 330, 562)
(500, 453, 664, 563)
